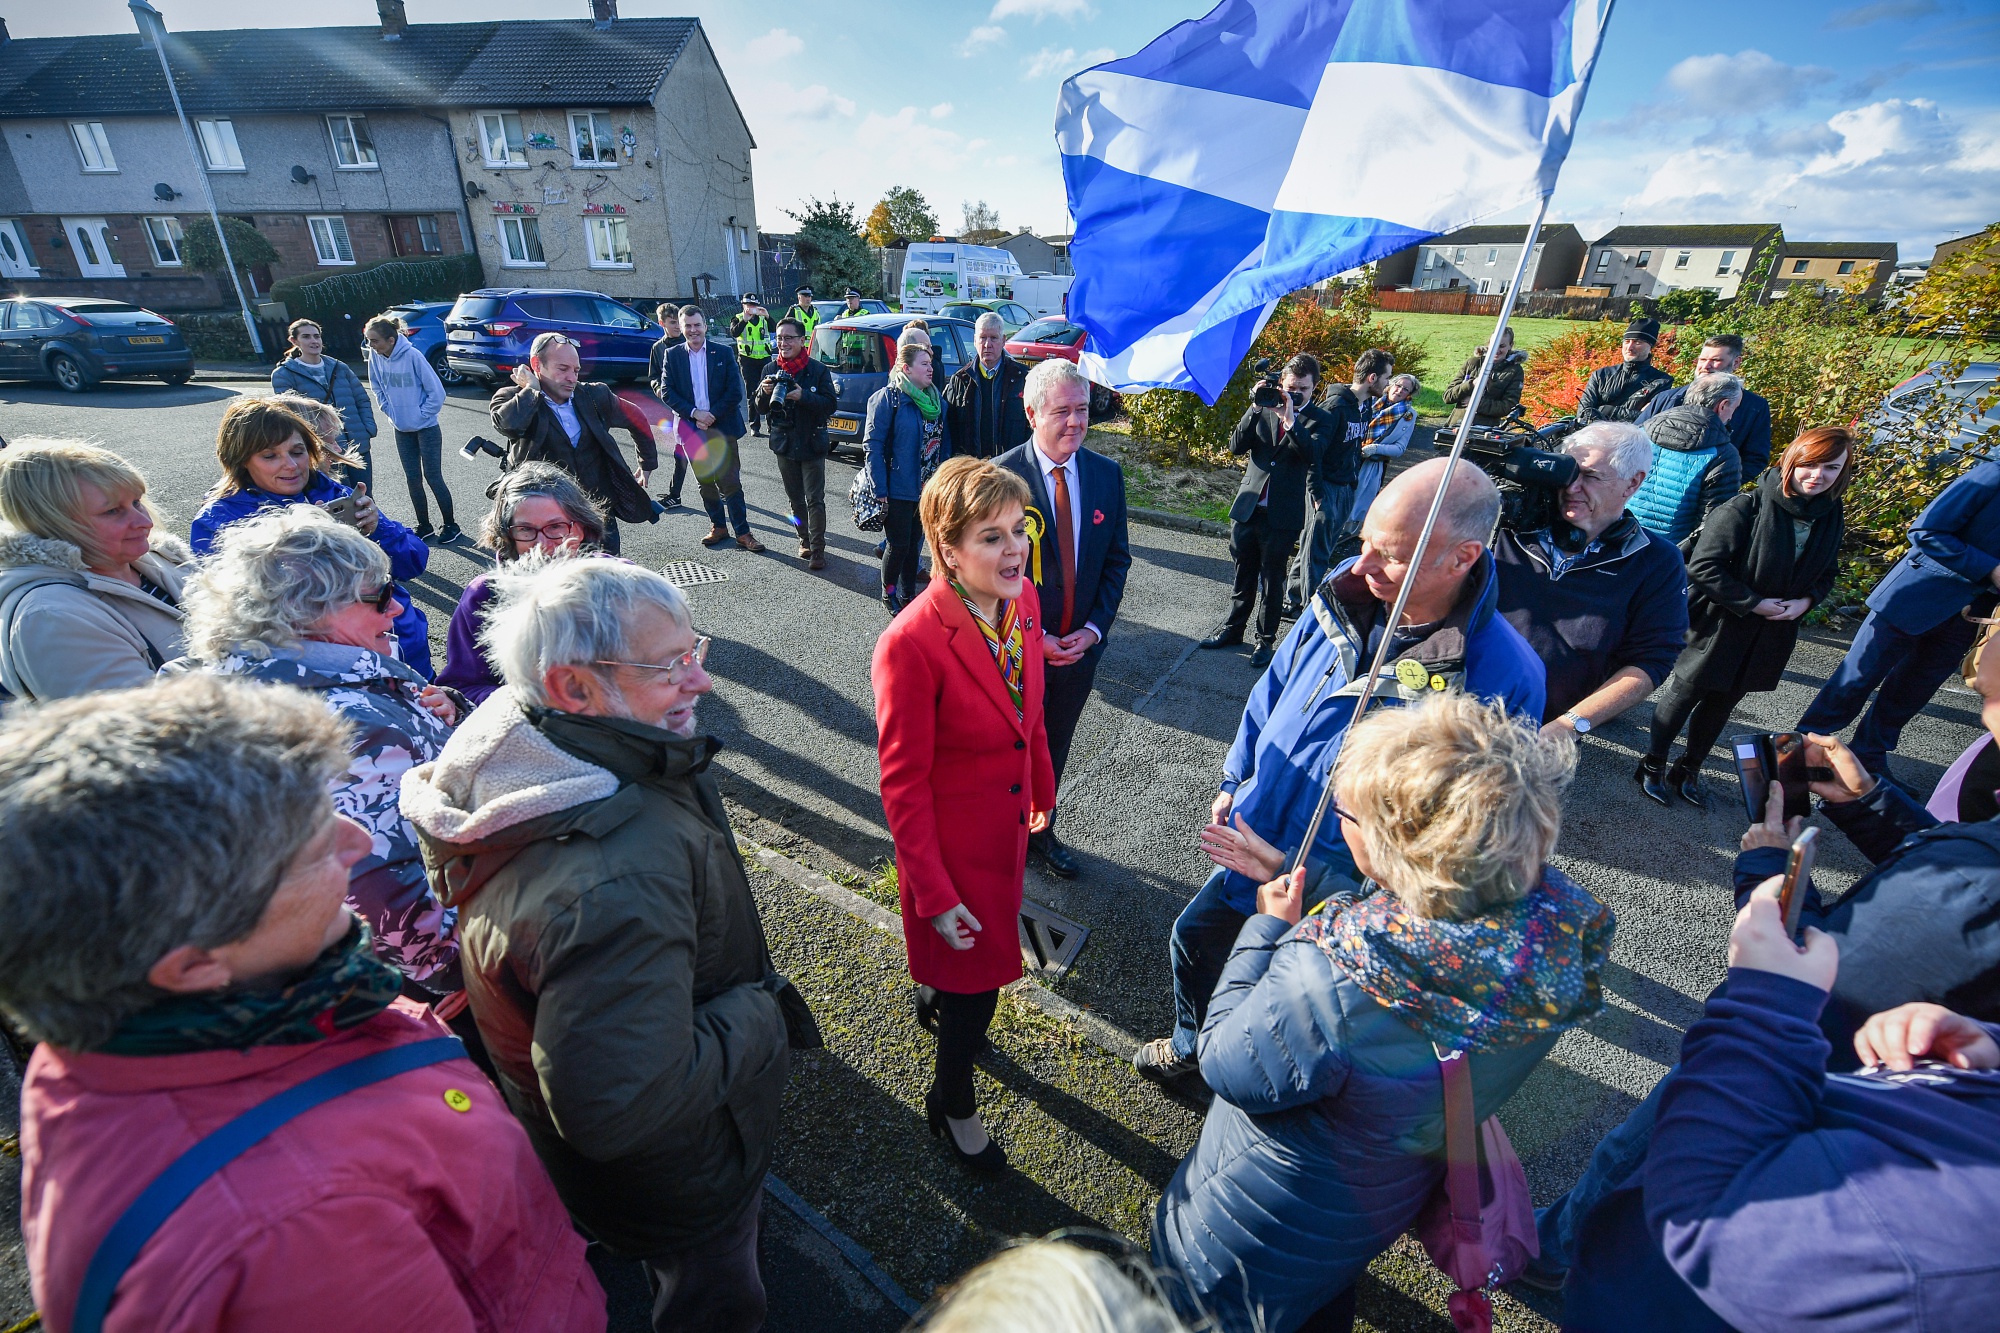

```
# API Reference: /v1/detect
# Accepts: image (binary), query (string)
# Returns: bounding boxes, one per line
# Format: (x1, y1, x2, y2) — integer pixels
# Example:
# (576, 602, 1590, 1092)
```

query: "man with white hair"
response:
(1630, 371, 1745, 547)
(1495, 420, 1691, 731)
(943, 311, 1031, 458)
(401, 557, 811, 1333)
(995, 356, 1131, 878)
(1135, 457, 1546, 1085)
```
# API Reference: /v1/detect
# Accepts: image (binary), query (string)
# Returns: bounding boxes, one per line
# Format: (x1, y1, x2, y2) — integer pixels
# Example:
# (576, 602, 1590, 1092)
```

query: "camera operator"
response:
(1576, 317, 1673, 424)
(1201, 355, 1339, 667)
(1289, 350, 1387, 613)
(754, 317, 837, 570)
(1496, 422, 1690, 732)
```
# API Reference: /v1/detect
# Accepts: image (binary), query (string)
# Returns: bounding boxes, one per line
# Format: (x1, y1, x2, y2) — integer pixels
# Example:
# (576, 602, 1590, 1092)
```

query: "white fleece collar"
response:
(399, 686, 621, 845)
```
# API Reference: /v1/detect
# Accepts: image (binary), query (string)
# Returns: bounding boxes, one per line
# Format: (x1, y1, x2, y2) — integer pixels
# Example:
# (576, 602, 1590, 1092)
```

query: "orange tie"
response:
(1052, 462, 1077, 636)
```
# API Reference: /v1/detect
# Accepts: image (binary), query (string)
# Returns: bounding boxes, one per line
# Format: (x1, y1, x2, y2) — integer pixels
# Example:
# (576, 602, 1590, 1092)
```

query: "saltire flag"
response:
(1057, 0, 1613, 403)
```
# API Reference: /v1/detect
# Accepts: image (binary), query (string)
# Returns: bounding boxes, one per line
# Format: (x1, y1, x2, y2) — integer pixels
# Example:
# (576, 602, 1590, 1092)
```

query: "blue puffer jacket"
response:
(1153, 870, 1612, 1333)
(1630, 404, 1741, 545)
(270, 355, 377, 450)
(864, 385, 953, 502)
(190, 473, 434, 678)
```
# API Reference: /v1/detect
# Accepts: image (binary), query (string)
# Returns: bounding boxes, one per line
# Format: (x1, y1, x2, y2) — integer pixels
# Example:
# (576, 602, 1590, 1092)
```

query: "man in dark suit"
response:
(942, 312, 1031, 458)
(1799, 457, 2000, 778)
(655, 305, 762, 551)
(1289, 349, 1384, 613)
(1635, 331, 1775, 474)
(996, 357, 1131, 878)
(490, 332, 656, 555)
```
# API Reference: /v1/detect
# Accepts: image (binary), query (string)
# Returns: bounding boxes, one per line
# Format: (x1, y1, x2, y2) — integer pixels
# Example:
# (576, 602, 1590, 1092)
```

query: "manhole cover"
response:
(660, 560, 730, 588)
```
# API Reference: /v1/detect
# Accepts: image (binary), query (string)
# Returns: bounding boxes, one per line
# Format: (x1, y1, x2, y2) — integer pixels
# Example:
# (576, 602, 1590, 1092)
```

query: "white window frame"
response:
(143, 216, 185, 266)
(1674, 250, 1691, 269)
(1718, 250, 1737, 274)
(498, 215, 546, 268)
(70, 121, 117, 172)
(586, 215, 633, 269)
(1485, 248, 1498, 265)
(1453, 246, 1466, 263)
(0, 219, 38, 278)
(325, 115, 378, 170)
(307, 214, 356, 265)
(568, 111, 618, 167)
(478, 111, 528, 168)
(1478, 278, 1492, 294)
(1636, 250, 1652, 268)
(196, 118, 244, 171)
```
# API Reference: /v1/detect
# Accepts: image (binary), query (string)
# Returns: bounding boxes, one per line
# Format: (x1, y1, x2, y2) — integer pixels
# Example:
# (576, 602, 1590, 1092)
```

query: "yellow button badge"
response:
(1395, 659, 1428, 690)
(443, 1088, 473, 1113)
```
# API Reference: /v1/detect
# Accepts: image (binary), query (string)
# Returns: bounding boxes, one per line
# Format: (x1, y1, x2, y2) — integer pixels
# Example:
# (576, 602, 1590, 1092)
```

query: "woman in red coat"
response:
(872, 456, 1055, 1173)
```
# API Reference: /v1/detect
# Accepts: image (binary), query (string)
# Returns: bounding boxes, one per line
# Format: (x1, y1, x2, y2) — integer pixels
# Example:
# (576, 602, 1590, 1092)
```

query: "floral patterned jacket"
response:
(171, 640, 462, 991)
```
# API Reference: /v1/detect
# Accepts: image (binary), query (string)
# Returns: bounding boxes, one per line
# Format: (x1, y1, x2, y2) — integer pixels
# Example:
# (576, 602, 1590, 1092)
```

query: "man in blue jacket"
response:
(1133, 458, 1546, 1084)
(656, 306, 760, 551)
(1798, 456, 2000, 777)
(1635, 332, 1774, 475)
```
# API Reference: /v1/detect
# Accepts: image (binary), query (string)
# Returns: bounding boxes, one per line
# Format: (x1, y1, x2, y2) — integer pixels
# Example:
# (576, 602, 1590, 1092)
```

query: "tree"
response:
(864, 200, 897, 249)
(1656, 287, 1718, 324)
(180, 216, 279, 285)
(784, 196, 878, 299)
(875, 186, 938, 243)
(961, 199, 1004, 243)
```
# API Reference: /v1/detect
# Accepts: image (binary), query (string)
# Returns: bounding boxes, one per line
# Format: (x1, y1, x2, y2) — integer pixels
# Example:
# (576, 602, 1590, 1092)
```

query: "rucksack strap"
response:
(1436, 1047, 1482, 1236)
(73, 1036, 463, 1333)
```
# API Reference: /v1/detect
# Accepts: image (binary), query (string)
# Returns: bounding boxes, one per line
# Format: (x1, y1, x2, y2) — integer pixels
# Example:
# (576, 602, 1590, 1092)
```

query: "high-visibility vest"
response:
(786, 304, 821, 337)
(737, 315, 771, 358)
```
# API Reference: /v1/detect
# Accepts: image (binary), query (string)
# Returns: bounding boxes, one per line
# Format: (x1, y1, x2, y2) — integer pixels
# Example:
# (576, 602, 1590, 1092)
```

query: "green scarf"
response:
(891, 368, 941, 422)
(98, 920, 405, 1056)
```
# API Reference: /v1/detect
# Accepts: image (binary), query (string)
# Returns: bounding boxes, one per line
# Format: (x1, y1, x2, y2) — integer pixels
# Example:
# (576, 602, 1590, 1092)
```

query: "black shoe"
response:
(414, 523, 437, 541)
(926, 1093, 1007, 1173)
(1635, 755, 1673, 806)
(882, 590, 905, 616)
(1029, 830, 1080, 879)
(1199, 628, 1245, 650)
(1132, 1037, 1201, 1085)
(1281, 600, 1303, 620)
(437, 522, 462, 544)
(657, 492, 683, 508)
(1668, 762, 1706, 807)
(1250, 641, 1275, 668)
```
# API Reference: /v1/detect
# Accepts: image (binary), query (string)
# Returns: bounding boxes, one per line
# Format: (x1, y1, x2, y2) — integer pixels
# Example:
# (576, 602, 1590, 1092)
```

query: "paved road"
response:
(0, 376, 1985, 1327)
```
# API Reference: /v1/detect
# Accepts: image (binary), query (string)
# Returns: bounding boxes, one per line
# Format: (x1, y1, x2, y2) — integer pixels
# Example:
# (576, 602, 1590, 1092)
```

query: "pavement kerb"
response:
(762, 1175, 922, 1319)
(1128, 505, 1229, 539)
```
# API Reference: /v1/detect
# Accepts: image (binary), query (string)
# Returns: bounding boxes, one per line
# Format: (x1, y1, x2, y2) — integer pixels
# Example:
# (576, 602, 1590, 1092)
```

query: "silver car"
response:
(1872, 361, 2000, 458)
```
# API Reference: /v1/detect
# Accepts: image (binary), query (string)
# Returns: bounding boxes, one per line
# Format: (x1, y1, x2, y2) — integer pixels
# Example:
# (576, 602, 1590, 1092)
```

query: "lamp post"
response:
(129, 0, 264, 356)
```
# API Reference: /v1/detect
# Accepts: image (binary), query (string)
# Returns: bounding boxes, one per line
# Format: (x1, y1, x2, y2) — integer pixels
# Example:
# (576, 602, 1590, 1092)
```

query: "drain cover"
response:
(659, 560, 730, 588)
(1018, 899, 1090, 978)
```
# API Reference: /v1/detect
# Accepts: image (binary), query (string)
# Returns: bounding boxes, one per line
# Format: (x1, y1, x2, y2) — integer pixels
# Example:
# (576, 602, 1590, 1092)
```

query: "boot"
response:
(1667, 760, 1706, 807)
(701, 524, 730, 547)
(1635, 755, 1673, 807)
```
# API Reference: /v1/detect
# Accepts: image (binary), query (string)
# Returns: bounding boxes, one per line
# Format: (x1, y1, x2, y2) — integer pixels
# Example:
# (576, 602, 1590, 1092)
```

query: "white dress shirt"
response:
(687, 342, 711, 414)
(1033, 444, 1102, 643)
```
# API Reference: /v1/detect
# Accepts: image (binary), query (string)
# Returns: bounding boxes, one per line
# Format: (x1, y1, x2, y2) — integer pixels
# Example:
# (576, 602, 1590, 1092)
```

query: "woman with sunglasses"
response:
(438, 463, 607, 706)
(170, 504, 467, 1006)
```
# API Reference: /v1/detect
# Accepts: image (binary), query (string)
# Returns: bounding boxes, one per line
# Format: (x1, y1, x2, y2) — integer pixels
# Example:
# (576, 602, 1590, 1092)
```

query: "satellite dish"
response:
(463, 179, 485, 199)
(290, 164, 315, 184)
(152, 182, 179, 201)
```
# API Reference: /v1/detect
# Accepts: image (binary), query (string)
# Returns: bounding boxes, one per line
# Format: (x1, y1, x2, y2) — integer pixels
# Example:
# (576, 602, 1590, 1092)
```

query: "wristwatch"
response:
(1562, 710, 1592, 734)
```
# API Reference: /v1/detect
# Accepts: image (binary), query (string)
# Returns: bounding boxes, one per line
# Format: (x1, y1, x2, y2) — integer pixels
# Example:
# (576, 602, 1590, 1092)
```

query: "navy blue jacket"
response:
(190, 473, 433, 679)
(656, 339, 747, 439)
(1495, 518, 1689, 722)
(994, 442, 1130, 645)
(863, 386, 952, 503)
(1638, 383, 1773, 474)
(1864, 458, 2000, 635)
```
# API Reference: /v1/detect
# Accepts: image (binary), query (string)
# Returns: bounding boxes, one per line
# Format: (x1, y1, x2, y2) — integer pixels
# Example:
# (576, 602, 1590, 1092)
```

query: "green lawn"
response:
(1372, 312, 1576, 416)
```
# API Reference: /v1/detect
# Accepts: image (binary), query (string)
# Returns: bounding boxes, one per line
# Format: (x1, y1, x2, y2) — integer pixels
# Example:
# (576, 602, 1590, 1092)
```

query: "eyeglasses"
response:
(507, 519, 581, 545)
(357, 584, 398, 614)
(594, 636, 711, 684)
(1329, 794, 1361, 825)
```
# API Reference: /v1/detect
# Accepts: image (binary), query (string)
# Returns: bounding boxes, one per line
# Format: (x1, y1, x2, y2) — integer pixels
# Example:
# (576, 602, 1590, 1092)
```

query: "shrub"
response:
(180, 216, 280, 277)
(270, 252, 485, 326)
(169, 310, 261, 362)
(1519, 320, 1687, 422)
(1656, 287, 1718, 324)
(1124, 291, 1431, 466)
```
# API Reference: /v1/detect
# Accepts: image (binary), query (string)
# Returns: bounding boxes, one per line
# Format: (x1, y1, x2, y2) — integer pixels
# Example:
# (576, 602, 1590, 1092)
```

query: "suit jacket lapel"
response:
(934, 582, 1028, 737)
(1020, 454, 1064, 604)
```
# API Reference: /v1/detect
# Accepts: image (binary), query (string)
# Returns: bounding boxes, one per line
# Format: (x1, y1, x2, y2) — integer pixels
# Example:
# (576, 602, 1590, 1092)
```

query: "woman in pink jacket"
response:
(0, 674, 603, 1333)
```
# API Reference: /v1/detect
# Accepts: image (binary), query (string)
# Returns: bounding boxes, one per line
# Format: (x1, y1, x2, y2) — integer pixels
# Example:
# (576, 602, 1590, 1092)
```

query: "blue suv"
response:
(386, 300, 464, 386)
(443, 288, 661, 385)
(812, 313, 977, 460)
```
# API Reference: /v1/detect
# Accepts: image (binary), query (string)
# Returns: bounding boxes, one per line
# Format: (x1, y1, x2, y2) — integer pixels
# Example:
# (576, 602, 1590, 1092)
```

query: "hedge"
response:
(169, 310, 262, 362)
(270, 252, 485, 327)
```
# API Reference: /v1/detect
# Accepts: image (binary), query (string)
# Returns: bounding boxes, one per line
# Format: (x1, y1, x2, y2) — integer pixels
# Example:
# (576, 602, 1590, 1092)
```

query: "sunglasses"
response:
(357, 584, 398, 614)
(594, 635, 712, 685)
(1329, 794, 1360, 825)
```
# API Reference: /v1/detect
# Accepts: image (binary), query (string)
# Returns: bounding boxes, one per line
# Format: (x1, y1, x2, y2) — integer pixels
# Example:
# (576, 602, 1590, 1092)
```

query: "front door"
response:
(0, 220, 37, 279)
(62, 217, 124, 277)
(388, 215, 442, 258)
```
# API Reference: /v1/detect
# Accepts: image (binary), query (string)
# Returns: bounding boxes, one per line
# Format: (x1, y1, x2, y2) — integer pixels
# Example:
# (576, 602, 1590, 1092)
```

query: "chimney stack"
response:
(0, 17, 12, 47)
(590, 0, 616, 29)
(377, 0, 407, 40)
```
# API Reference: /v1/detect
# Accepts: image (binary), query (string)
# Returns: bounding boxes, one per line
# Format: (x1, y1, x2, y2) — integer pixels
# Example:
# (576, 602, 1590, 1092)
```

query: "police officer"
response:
(839, 288, 866, 320)
(730, 294, 773, 438)
(784, 286, 820, 340)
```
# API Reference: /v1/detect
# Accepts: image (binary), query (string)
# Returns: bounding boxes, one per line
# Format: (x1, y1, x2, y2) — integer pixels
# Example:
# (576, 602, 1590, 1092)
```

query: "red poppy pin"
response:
(1093, 509, 1106, 524)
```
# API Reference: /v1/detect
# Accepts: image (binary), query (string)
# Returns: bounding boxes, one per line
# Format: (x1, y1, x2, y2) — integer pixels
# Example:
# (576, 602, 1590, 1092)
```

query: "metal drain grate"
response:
(659, 560, 730, 588)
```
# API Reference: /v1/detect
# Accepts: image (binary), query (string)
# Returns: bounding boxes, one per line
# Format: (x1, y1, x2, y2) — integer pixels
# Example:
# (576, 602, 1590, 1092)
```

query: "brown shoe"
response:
(700, 525, 730, 547)
(808, 553, 827, 571)
(798, 545, 813, 560)
(736, 533, 766, 553)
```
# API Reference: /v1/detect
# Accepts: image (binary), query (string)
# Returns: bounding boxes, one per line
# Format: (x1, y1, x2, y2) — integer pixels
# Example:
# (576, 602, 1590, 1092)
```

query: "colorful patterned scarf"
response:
(1293, 866, 1612, 1051)
(951, 578, 1025, 719)
(1364, 396, 1415, 447)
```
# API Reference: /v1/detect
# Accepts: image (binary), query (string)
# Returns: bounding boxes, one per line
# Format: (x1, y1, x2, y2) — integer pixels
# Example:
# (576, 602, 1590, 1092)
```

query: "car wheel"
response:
(429, 346, 466, 386)
(49, 352, 92, 393)
(160, 369, 194, 386)
(1088, 381, 1113, 420)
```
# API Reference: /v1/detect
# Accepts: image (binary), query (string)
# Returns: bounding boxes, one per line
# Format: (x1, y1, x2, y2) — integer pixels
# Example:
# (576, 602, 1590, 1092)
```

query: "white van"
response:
(1007, 272, 1073, 319)
(900, 243, 1023, 313)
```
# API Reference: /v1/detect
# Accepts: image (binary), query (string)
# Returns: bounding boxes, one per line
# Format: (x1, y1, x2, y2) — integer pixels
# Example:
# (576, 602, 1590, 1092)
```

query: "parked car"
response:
(810, 313, 977, 460)
(813, 298, 891, 323)
(1005, 316, 1117, 418)
(387, 300, 465, 387)
(0, 297, 194, 392)
(939, 300, 1036, 335)
(1870, 361, 2000, 459)
(442, 288, 661, 386)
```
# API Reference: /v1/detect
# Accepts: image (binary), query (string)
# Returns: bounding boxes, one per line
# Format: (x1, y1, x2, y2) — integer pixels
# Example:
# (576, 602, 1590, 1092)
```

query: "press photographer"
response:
(755, 317, 837, 569)
(1494, 421, 1690, 731)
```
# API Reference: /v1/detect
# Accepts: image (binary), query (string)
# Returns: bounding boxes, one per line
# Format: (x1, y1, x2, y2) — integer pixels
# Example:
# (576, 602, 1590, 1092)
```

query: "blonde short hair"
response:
(920, 1239, 1183, 1333)
(898, 341, 934, 373)
(0, 439, 154, 567)
(1335, 692, 1574, 920)
(920, 456, 1031, 558)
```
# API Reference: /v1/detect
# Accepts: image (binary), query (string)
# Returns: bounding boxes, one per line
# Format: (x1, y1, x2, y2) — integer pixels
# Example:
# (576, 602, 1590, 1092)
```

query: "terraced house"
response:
(0, 3, 755, 310)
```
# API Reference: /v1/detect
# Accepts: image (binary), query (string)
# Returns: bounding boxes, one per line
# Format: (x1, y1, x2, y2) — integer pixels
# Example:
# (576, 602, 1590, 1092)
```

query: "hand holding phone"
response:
(320, 494, 358, 526)
(1777, 826, 1818, 943)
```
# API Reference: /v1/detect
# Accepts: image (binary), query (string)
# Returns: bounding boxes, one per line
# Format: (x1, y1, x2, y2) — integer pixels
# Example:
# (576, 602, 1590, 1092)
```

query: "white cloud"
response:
(855, 107, 972, 173)
(743, 27, 804, 63)
(931, 102, 955, 119)
(990, 0, 1096, 22)
(959, 25, 1008, 55)
(783, 85, 857, 122)
(1022, 46, 1115, 80)
(1662, 51, 1834, 113)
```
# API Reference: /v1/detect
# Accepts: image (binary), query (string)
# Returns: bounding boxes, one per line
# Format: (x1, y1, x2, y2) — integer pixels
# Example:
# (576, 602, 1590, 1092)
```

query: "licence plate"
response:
(829, 415, 860, 433)
(447, 329, 475, 341)
(127, 335, 166, 345)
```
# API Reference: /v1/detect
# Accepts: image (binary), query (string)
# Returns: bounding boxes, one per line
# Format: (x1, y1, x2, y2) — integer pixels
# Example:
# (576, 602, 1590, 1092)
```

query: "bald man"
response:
(1134, 458, 1548, 1084)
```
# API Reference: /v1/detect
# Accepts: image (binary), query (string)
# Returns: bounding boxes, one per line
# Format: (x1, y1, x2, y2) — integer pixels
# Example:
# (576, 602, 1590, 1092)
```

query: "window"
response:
(1453, 247, 1466, 263)
(143, 216, 184, 266)
(1627, 282, 1642, 295)
(737, 226, 753, 253)
(307, 215, 355, 265)
(326, 115, 378, 169)
(1636, 250, 1652, 268)
(388, 215, 442, 257)
(1595, 250, 1612, 272)
(586, 215, 632, 268)
(1486, 248, 1498, 264)
(1791, 258, 1809, 274)
(0, 220, 36, 278)
(1675, 250, 1691, 269)
(1425, 250, 1441, 270)
(498, 215, 545, 267)
(478, 112, 527, 167)
(1478, 278, 1491, 293)
(1837, 260, 1856, 275)
(569, 111, 617, 166)
(1498, 280, 1509, 294)
(1718, 250, 1737, 273)
(70, 121, 116, 172)
(196, 119, 243, 171)
(594, 298, 645, 329)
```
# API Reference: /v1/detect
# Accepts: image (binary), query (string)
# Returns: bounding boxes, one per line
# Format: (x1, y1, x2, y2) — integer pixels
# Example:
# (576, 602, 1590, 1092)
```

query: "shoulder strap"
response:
(1436, 1047, 1483, 1242)
(73, 1036, 463, 1333)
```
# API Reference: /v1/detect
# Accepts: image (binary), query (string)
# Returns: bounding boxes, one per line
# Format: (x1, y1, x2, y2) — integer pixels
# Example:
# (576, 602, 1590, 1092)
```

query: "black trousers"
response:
(1648, 674, 1748, 769)
(1227, 508, 1297, 644)
(1043, 653, 1099, 792)
(922, 986, 999, 1119)
(882, 498, 922, 602)
(640, 1182, 765, 1333)
(776, 455, 827, 555)
(738, 356, 768, 428)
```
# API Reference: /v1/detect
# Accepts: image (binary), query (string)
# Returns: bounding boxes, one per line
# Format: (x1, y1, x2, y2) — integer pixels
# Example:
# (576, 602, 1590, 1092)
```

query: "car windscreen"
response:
(813, 325, 888, 374)
(450, 297, 504, 322)
(1017, 318, 1079, 345)
(61, 303, 165, 325)
(940, 304, 987, 322)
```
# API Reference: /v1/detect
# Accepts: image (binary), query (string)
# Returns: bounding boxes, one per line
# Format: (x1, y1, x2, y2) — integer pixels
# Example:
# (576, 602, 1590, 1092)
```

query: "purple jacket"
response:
(436, 573, 501, 704)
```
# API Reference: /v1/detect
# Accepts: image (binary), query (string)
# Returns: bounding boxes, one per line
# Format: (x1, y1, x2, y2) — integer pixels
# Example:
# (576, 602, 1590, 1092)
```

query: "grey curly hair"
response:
(181, 505, 389, 662)
(478, 462, 606, 560)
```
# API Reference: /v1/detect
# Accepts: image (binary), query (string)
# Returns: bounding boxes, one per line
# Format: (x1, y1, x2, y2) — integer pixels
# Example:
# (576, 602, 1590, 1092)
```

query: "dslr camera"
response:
(1458, 407, 1583, 534)
(764, 367, 799, 425)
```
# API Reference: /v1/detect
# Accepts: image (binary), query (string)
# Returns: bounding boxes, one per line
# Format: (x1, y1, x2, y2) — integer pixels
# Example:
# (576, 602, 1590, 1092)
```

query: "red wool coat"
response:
(872, 575, 1057, 993)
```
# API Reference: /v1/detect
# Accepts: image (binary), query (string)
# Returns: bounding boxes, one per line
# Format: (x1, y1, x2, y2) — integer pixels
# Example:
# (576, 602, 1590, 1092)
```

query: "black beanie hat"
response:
(1624, 317, 1660, 345)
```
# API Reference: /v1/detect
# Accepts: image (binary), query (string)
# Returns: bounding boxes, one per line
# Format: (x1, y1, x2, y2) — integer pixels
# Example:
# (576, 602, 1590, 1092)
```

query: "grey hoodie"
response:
(366, 335, 447, 432)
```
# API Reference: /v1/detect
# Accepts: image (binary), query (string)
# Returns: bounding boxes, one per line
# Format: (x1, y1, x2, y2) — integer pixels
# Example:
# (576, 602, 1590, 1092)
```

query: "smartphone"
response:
(1733, 732, 1833, 822)
(1777, 826, 1818, 942)
(320, 494, 357, 526)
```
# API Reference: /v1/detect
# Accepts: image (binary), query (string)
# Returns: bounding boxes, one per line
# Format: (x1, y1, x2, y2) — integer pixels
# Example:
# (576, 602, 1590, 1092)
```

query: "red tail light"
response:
(64, 311, 93, 326)
(486, 322, 522, 336)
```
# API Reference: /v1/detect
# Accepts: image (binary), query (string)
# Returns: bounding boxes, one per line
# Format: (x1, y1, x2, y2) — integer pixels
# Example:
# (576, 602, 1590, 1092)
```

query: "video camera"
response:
(1249, 357, 1286, 410)
(1458, 407, 1583, 533)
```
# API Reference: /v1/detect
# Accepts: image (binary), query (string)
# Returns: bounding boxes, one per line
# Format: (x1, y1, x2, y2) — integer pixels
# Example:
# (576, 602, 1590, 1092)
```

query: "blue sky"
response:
(16, 0, 2000, 257)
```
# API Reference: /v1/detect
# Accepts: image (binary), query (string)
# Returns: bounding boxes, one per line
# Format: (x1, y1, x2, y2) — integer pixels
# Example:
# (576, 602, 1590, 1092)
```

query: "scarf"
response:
(1293, 867, 1612, 1051)
(951, 578, 1025, 719)
(97, 920, 405, 1056)
(1735, 466, 1842, 597)
(775, 347, 811, 376)
(1363, 397, 1413, 446)
(891, 369, 942, 422)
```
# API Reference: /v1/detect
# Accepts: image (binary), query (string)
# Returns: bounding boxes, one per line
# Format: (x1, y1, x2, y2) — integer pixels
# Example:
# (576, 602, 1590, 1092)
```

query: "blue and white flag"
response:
(1057, 0, 1612, 402)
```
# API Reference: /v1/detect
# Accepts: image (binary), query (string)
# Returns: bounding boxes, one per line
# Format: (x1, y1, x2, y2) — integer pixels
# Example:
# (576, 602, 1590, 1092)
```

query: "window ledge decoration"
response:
(493, 202, 538, 215)
(582, 202, 627, 215)
(526, 132, 561, 150)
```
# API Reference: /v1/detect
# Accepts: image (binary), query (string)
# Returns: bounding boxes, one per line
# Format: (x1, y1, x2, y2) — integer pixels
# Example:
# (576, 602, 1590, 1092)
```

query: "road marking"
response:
(763, 1175, 921, 1317)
